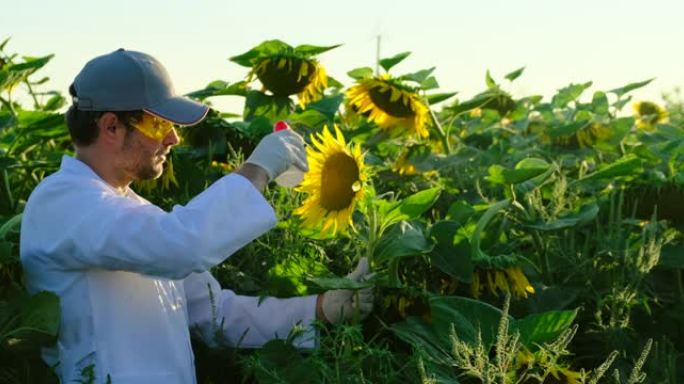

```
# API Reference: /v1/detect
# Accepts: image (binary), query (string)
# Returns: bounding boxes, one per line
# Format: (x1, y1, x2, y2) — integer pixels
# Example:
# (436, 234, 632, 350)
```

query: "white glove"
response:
(245, 129, 308, 181)
(321, 257, 374, 324)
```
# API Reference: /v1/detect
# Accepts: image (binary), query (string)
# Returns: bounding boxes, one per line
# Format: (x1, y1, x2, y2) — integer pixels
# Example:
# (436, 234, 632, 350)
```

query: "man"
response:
(19, 49, 373, 384)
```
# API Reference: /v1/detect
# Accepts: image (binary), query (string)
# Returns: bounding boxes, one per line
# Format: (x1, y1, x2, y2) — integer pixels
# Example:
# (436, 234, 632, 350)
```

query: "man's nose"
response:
(163, 127, 180, 147)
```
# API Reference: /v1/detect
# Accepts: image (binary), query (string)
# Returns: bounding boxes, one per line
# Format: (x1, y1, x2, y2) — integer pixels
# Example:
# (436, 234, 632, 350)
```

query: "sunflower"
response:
(346, 74, 430, 138)
(471, 267, 535, 299)
(294, 125, 367, 236)
(633, 101, 668, 131)
(249, 55, 328, 106)
(529, 120, 611, 148)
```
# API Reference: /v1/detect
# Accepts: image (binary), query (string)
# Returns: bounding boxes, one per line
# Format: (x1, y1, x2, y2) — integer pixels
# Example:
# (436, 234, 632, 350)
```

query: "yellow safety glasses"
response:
(131, 113, 175, 141)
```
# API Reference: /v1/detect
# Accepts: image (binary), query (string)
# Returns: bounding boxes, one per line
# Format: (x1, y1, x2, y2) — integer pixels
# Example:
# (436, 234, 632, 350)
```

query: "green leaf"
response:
(0, 213, 21, 239)
(391, 317, 452, 364)
(427, 92, 457, 105)
(504, 66, 525, 82)
(379, 51, 411, 72)
(294, 44, 341, 56)
(287, 109, 328, 128)
(3, 292, 60, 349)
(552, 81, 592, 108)
(608, 78, 654, 98)
(229, 40, 292, 67)
(514, 309, 577, 346)
(306, 94, 344, 122)
(659, 243, 684, 269)
(430, 295, 508, 347)
(306, 276, 373, 290)
(243, 90, 293, 122)
(420, 76, 440, 90)
(592, 91, 609, 115)
(446, 200, 476, 224)
(577, 155, 642, 184)
(7, 54, 53, 75)
(186, 80, 248, 100)
(429, 220, 474, 282)
(502, 158, 550, 184)
(399, 68, 435, 84)
(524, 203, 599, 231)
(383, 187, 441, 226)
(374, 221, 432, 263)
(485, 70, 498, 89)
(347, 67, 374, 80)
(471, 200, 510, 262)
(547, 120, 591, 138)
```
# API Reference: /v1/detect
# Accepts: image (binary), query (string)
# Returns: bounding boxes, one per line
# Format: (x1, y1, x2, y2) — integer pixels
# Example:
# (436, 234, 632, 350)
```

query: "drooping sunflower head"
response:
(294, 125, 367, 236)
(249, 55, 328, 106)
(633, 101, 668, 131)
(346, 74, 430, 138)
(471, 266, 535, 299)
(230, 40, 339, 107)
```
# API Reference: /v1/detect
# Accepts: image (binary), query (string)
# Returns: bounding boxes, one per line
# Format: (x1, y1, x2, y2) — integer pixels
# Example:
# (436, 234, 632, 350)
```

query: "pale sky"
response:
(2, 0, 683, 114)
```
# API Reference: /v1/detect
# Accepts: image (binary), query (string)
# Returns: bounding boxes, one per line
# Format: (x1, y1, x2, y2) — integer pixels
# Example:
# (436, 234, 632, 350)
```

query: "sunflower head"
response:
(633, 101, 668, 131)
(230, 40, 338, 107)
(294, 125, 367, 236)
(480, 92, 516, 116)
(471, 266, 534, 299)
(250, 55, 327, 106)
(346, 74, 430, 138)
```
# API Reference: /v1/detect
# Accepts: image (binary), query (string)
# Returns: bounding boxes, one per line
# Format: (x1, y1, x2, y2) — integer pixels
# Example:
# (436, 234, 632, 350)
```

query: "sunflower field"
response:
(1, 38, 684, 383)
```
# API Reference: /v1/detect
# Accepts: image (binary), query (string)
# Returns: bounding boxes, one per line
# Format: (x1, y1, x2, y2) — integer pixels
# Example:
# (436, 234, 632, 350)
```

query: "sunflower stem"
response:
(427, 102, 450, 155)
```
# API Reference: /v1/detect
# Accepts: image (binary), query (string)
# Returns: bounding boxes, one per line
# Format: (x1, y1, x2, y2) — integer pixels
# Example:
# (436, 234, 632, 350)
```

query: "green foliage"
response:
(2, 37, 684, 383)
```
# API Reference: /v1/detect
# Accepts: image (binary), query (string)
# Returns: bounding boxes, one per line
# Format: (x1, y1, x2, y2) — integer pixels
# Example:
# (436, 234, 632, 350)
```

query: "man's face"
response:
(118, 118, 179, 182)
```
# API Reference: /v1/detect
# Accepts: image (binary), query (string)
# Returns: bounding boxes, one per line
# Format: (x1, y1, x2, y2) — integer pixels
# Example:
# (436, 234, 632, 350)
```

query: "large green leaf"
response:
(524, 203, 599, 231)
(659, 243, 684, 269)
(306, 94, 344, 122)
(374, 221, 432, 263)
(577, 155, 642, 184)
(514, 309, 577, 347)
(502, 158, 550, 184)
(428, 220, 474, 282)
(608, 78, 654, 98)
(229, 40, 292, 67)
(430, 295, 508, 347)
(379, 51, 411, 72)
(186, 80, 248, 100)
(399, 68, 435, 84)
(391, 317, 452, 365)
(504, 66, 525, 82)
(427, 92, 458, 105)
(294, 44, 341, 56)
(2, 291, 60, 350)
(382, 187, 441, 226)
(347, 67, 374, 80)
(552, 81, 592, 108)
(592, 91, 609, 115)
(243, 90, 293, 122)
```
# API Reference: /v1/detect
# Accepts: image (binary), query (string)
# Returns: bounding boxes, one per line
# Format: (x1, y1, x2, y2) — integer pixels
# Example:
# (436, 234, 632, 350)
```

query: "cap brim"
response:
(144, 96, 209, 126)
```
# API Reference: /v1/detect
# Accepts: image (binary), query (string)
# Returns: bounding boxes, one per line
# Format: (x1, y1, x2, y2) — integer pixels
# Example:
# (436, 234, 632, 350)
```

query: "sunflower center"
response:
(638, 102, 658, 116)
(256, 57, 316, 96)
(368, 86, 415, 118)
(320, 152, 360, 211)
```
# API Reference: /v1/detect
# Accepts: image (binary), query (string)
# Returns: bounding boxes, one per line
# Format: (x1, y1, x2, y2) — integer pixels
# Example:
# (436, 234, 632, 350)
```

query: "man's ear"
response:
(97, 112, 124, 144)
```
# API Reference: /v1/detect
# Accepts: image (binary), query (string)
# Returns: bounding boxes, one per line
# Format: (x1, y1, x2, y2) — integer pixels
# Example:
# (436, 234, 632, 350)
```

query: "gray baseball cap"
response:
(72, 48, 209, 126)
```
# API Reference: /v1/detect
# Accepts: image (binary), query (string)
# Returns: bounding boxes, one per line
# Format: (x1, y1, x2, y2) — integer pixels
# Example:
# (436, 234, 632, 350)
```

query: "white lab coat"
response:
(20, 156, 317, 384)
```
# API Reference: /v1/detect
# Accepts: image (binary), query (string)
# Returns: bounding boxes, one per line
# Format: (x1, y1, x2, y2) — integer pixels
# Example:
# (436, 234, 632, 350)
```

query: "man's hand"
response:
(317, 257, 374, 324)
(244, 129, 308, 182)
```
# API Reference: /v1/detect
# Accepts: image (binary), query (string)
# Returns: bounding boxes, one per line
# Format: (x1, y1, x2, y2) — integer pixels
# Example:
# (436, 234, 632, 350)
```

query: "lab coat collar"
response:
(60, 155, 131, 196)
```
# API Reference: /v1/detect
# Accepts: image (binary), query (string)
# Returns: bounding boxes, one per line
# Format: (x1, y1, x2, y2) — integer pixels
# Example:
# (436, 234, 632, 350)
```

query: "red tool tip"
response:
(273, 121, 290, 132)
